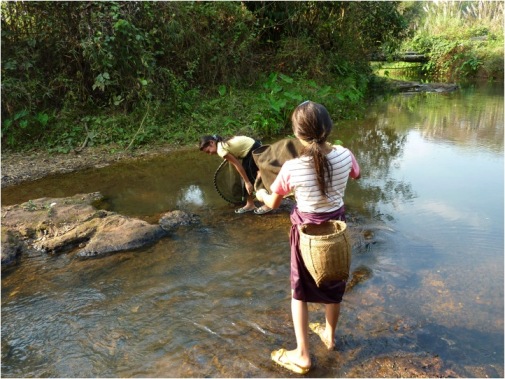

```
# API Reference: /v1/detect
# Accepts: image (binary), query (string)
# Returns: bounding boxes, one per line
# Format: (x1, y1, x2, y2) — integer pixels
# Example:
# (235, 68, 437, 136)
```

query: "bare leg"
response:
(254, 173, 271, 212)
(323, 303, 340, 350)
(281, 294, 311, 369)
(245, 194, 256, 209)
(309, 302, 340, 349)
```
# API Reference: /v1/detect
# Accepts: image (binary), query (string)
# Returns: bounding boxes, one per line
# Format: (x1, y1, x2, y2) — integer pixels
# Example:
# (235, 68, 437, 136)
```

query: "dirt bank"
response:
(1, 143, 187, 189)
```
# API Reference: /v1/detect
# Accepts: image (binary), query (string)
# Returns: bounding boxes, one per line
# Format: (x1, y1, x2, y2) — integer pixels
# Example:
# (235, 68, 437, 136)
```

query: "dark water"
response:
(2, 83, 503, 377)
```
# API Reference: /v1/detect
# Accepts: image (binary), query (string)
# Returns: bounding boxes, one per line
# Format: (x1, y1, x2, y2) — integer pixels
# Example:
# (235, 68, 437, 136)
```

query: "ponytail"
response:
(291, 101, 334, 197)
(306, 141, 332, 197)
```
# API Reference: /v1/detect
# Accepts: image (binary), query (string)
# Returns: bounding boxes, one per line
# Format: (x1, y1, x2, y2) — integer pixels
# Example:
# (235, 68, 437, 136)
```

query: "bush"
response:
(1, 1, 407, 151)
(401, 0, 504, 81)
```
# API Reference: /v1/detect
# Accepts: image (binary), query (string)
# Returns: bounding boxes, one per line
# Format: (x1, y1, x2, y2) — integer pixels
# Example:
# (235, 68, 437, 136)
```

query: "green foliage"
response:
(247, 2, 407, 78)
(226, 72, 361, 136)
(191, 72, 369, 140)
(1, 1, 404, 152)
(457, 56, 483, 78)
(370, 61, 425, 82)
(400, 0, 504, 81)
(252, 73, 303, 135)
(2, 109, 53, 149)
(22, 200, 37, 212)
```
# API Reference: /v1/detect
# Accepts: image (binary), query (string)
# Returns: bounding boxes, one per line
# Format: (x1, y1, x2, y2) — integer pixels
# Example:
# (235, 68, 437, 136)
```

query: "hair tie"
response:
(212, 134, 218, 140)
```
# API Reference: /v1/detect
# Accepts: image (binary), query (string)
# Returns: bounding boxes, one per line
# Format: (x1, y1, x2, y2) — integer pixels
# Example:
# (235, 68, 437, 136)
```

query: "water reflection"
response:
(340, 115, 414, 222)
(371, 90, 504, 152)
(342, 87, 504, 224)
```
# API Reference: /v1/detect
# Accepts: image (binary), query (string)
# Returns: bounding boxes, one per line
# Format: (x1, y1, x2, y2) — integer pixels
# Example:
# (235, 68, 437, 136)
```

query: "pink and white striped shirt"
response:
(271, 145, 360, 213)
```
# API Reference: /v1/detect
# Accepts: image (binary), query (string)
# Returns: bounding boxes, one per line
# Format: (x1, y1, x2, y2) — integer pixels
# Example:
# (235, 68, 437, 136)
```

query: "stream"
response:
(1, 82, 503, 377)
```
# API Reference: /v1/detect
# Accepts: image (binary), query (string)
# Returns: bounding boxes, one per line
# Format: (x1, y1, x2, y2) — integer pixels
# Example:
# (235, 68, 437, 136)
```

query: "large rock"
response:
(1, 192, 197, 268)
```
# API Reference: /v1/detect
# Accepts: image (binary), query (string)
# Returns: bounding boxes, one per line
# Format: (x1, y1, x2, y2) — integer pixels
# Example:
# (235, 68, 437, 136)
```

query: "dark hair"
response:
(199, 135, 223, 150)
(291, 101, 333, 196)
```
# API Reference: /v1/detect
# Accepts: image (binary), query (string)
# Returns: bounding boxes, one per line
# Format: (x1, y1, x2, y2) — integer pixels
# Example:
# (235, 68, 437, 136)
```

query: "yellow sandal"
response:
(271, 348, 310, 375)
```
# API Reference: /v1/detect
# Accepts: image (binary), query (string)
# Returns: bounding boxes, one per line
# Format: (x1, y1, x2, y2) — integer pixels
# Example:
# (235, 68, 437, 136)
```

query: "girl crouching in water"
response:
(199, 134, 271, 214)
(256, 101, 360, 374)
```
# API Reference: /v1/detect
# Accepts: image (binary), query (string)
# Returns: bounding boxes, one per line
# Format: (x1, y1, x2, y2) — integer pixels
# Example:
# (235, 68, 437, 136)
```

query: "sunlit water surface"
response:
(2, 83, 503, 377)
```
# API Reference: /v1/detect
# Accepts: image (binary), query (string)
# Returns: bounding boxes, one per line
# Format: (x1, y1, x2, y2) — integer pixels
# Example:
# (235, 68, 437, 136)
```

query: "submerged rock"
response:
(388, 79, 459, 93)
(1, 192, 198, 269)
(75, 214, 167, 258)
(159, 210, 199, 233)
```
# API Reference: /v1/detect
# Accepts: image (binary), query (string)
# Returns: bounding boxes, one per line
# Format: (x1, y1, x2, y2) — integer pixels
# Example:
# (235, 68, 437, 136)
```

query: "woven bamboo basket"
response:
(299, 220, 351, 287)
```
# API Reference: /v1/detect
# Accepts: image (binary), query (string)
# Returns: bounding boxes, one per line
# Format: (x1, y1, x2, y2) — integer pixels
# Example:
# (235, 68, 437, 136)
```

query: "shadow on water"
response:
(1, 83, 503, 377)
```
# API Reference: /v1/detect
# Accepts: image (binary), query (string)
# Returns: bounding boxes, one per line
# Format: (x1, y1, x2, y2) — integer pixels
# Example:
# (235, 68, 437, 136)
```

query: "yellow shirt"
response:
(217, 136, 255, 159)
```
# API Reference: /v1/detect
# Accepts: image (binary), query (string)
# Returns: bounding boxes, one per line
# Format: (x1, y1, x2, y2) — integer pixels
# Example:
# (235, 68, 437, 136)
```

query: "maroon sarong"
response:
(289, 206, 347, 303)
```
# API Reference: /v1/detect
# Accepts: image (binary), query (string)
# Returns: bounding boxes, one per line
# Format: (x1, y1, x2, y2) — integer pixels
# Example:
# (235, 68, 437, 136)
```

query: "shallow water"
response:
(2, 82, 503, 377)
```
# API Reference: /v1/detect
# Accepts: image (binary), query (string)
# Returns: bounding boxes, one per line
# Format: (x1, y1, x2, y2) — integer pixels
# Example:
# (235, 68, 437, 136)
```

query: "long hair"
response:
(291, 101, 333, 197)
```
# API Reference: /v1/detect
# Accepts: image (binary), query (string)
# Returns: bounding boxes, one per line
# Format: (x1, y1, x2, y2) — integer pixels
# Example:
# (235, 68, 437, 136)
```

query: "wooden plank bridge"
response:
(371, 52, 428, 63)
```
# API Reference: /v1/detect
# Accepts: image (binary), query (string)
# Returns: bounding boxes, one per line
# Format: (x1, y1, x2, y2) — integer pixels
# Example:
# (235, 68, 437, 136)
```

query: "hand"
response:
(256, 189, 268, 202)
(245, 182, 254, 195)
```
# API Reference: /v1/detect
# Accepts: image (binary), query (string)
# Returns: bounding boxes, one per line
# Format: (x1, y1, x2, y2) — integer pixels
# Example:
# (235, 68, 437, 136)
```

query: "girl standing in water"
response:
(256, 101, 360, 374)
(199, 135, 271, 214)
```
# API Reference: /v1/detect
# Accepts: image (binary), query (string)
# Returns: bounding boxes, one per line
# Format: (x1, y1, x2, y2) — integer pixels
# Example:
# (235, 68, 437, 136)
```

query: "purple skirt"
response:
(289, 206, 347, 303)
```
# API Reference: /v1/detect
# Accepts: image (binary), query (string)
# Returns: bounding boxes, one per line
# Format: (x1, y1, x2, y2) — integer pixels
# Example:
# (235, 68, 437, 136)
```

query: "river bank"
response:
(1, 80, 461, 190)
(2, 81, 460, 189)
(1, 143, 187, 189)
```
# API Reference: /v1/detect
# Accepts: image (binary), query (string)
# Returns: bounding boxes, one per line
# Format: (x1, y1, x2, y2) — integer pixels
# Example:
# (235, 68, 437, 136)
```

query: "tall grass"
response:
(420, 0, 503, 38)
(404, 0, 504, 81)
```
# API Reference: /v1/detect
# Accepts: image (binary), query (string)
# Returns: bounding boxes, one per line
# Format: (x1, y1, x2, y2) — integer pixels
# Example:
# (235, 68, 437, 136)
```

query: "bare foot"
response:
(309, 322, 335, 350)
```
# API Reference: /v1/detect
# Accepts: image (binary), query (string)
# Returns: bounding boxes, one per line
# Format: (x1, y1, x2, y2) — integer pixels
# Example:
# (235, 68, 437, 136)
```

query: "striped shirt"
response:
(271, 145, 360, 213)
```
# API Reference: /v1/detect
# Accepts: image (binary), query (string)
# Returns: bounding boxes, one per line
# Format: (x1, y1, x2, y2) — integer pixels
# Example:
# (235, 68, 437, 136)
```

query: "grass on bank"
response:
(401, 0, 504, 81)
(7, 72, 373, 155)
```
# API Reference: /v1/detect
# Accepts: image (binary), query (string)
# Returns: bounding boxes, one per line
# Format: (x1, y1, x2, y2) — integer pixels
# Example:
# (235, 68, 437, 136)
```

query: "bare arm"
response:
(223, 153, 254, 195)
(349, 151, 361, 180)
(256, 189, 283, 209)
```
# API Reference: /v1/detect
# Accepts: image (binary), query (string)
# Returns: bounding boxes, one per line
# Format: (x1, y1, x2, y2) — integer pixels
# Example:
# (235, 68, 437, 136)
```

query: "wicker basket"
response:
(299, 220, 351, 287)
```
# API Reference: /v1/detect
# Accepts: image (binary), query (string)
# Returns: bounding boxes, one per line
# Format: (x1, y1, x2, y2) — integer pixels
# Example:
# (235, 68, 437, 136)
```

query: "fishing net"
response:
(213, 160, 245, 205)
(252, 138, 304, 192)
(214, 138, 304, 204)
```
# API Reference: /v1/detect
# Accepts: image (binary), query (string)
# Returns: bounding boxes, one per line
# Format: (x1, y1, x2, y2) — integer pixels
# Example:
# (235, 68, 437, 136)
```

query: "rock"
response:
(1, 192, 190, 268)
(388, 79, 458, 93)
(1, 229, 23, 267)
(159, 210, 199, 233)
(76, 215, 166, 259)
(2, 192, 104, 266)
